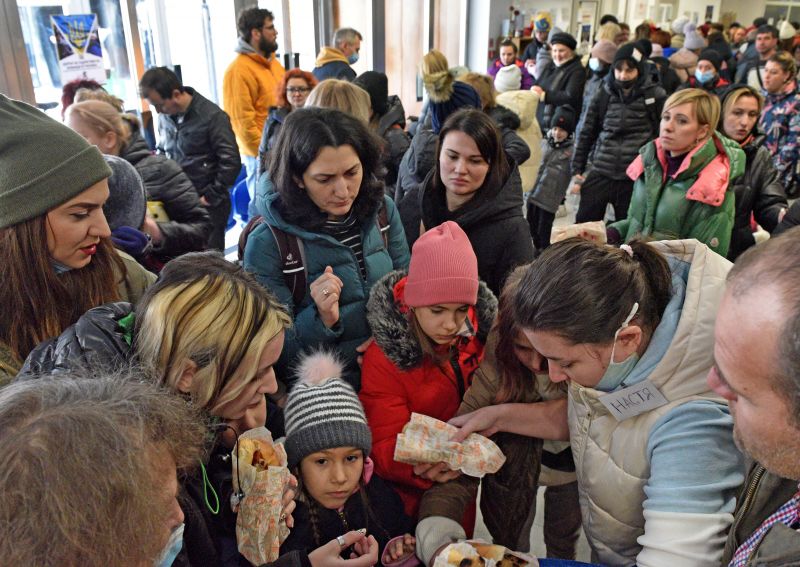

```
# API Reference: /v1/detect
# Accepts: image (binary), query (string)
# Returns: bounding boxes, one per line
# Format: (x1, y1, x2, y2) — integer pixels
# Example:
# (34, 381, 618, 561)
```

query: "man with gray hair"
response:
(710, 226, 800, 564)
(313, 27, 362, 82)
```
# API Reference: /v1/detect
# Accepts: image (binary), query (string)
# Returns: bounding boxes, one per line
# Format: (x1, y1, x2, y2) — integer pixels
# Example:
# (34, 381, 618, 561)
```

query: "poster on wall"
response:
(50, 14, 105, 84)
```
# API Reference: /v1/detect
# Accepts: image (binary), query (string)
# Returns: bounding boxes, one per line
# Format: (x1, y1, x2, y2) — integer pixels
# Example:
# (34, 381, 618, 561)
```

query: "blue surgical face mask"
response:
(589, 57, 603, 72)
(348, 52, 360, 65)
(155, 523, 184, 567)
(598, 302, 640, 387)
(695, 68, 716, 85)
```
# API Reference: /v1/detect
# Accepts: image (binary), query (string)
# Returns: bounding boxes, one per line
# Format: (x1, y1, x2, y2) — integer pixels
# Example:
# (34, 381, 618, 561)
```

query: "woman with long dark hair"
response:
(417, 108, 533, 296)
(243, 107, 410, 390)
(0, 95, 153, 382)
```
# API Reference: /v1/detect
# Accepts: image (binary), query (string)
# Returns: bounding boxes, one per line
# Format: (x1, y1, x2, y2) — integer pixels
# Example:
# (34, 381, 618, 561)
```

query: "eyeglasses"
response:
(286, 87, 311, 94)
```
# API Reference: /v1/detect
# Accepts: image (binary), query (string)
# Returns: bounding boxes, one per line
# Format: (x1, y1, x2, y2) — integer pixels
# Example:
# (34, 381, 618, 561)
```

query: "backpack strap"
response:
(376, 198, 390, 248)
(237, 215, 307, 306)
(265, 224, 306, 306)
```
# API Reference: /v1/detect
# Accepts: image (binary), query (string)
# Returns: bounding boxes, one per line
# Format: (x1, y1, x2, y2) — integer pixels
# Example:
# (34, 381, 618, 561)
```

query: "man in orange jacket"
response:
(223, 7, 285, 204)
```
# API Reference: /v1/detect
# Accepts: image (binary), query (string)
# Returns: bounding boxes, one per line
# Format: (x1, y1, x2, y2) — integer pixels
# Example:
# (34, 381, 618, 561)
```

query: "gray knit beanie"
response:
(0, 95, 112, 229)
(285, 351, 372, 469)
(103, 155, 147, 230)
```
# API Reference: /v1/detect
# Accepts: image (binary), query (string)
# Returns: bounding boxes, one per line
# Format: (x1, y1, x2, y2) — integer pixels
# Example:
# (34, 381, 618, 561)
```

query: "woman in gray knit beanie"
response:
(0, 95, 154, 382)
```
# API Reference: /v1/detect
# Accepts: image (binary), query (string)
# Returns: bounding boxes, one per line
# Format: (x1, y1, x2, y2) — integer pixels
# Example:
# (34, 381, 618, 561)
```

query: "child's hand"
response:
(309, 531, 379, 567)
(412, 462, 461, 483)
(387, 534, 416, 561)
(281, 474, 298, 529)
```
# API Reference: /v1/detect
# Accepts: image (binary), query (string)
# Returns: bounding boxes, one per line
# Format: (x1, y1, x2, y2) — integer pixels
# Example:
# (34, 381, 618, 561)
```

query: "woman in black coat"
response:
(531, 32, 586, 135)
(417, 109, 534, 296)
(718, 85, 787, 259)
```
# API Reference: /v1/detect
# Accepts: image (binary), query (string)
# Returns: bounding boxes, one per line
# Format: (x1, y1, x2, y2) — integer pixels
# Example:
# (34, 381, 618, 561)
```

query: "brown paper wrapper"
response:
(433, 541, 539, 567)
(232, 427, 291, 565)
(393, 413, 505, 477)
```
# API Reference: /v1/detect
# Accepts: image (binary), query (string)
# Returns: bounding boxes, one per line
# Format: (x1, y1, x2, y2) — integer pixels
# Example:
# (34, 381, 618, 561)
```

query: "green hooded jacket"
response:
(612, 132, 745, 257)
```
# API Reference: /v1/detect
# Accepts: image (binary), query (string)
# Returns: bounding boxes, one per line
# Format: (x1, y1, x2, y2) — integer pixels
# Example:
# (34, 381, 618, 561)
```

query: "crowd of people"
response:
(2, 5, 800, 567)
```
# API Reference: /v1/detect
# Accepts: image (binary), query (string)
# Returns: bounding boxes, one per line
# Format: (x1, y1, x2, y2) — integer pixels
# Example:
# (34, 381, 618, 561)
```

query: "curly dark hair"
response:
(237, 7, 274, 41)
(269, 107, 385, 231)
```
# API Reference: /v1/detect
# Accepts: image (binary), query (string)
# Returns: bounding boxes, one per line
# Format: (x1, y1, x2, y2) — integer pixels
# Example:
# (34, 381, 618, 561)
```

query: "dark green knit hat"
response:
(0, 95, 112, 229)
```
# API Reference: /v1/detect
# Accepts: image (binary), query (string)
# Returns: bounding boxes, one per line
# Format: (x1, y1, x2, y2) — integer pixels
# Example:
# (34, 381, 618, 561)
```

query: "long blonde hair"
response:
(134, 252, 291, 413)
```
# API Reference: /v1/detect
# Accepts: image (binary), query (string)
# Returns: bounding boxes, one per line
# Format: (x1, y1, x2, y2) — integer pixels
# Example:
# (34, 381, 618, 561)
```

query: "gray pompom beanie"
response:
(0, 95, 111, 229)
(284, 351, 372, 469)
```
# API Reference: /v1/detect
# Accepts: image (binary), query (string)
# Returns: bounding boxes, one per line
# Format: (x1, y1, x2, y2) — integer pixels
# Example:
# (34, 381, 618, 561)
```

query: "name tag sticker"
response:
(599, 379, 669, 421)
(645, 98, 655, 105)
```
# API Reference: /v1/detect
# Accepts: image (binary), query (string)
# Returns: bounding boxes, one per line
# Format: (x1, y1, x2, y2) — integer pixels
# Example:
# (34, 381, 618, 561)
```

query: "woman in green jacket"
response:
(608, 88, 745, 256)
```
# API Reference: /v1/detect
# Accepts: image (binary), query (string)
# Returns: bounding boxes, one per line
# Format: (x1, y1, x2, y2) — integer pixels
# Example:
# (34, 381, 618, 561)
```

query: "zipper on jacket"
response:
(338, 509, 350, 532)
(449, 348, 467, 401)
(731, 464, 766, 544)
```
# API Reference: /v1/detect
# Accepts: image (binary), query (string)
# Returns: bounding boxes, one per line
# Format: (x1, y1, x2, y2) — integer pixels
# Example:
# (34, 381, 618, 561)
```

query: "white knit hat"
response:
(684, 22, 706, 50)
(671, 16, 689, 35)
(494, 64, 522, 93)
(779, 20, 796, 40)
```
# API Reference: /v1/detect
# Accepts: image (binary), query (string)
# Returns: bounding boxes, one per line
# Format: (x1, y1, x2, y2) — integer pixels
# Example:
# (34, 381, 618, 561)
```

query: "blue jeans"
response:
(242, 154, 259, 218)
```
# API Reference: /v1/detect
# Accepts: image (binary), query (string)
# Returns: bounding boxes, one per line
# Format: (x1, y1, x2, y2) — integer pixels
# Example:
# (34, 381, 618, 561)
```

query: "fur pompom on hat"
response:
(684, 22, 706, 50)
(494, 64, 522, 93)
(404, 221, 478, 308)
(284, 351, 372, 469)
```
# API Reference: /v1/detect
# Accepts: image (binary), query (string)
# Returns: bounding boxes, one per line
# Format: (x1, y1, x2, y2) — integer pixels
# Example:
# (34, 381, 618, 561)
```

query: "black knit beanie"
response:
(354, 71, 389, 116)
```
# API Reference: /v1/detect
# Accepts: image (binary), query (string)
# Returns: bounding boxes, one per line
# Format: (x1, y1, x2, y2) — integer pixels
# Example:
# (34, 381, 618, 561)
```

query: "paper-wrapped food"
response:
(393, 413, 505, 477)
(550, 220, 606, 245)
(433, 541, 538, 567)
(231, 427, 291, 565)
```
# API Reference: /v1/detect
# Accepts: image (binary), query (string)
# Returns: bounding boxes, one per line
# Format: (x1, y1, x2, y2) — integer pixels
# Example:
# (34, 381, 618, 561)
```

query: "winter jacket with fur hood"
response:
(120, 121, 211, 259)
(496, 90, 543, 193)
(359, 271, 497, 519)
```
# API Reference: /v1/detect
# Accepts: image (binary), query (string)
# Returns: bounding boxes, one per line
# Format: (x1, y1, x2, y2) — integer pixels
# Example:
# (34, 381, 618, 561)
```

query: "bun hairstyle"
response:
(513, 239, 673, 345)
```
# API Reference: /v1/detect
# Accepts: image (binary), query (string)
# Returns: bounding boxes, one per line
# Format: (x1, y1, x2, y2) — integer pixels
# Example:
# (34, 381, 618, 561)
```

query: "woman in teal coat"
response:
(609, 88, 745, 257)
(243, 108, 410, 390)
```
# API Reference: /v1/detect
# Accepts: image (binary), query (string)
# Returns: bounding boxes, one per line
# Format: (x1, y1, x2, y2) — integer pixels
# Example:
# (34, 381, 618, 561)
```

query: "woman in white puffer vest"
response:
(446, 238, 744, 566)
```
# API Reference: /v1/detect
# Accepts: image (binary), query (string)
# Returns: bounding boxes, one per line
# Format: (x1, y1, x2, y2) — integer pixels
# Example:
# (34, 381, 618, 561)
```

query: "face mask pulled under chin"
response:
(598, 302, 640, 388)
(155, 523, 184, 567)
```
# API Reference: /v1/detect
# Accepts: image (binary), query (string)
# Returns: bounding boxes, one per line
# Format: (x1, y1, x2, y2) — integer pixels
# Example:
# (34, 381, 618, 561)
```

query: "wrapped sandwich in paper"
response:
(550, 220, 606, 245)
(433, 541, 538, 567)
(231, 427, 291, 565)
(393, 413, 505, 477)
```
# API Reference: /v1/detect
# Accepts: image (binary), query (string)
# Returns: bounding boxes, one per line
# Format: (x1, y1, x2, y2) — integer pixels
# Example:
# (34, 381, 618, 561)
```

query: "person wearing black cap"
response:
(353, 71, 411, 196)
(678, 48, 731, 96)
(527, 105, 576, 251)
(531, 32, 586, 136)
(571, 42, 666, 223)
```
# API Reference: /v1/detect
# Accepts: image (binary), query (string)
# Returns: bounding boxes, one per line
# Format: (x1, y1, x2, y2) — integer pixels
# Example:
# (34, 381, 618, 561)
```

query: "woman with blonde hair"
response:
(0, 95, 154, 384)
(305, 78, 371, 124)
(608, 88, 745, 256)
(66, 99, 210, 261)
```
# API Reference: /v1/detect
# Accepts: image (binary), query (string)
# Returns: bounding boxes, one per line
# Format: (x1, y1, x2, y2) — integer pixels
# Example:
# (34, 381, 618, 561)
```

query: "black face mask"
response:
(616, 78, 636, 90)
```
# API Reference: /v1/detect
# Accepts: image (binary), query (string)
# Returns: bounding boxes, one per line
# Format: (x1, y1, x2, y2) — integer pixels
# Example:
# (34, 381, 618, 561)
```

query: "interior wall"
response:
(719, 0, 765, 25)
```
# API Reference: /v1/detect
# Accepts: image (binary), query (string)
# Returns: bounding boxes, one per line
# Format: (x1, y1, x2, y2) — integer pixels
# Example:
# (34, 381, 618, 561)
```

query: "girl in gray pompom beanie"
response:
(282, 351, 418, 566)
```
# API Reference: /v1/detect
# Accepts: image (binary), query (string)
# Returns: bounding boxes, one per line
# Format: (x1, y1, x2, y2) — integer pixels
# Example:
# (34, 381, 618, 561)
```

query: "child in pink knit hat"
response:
(358, 221, 498, 532)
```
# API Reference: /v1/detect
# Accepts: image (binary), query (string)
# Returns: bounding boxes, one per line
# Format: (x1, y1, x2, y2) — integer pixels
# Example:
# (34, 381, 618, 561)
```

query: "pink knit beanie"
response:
(404, 221, 478, 307)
